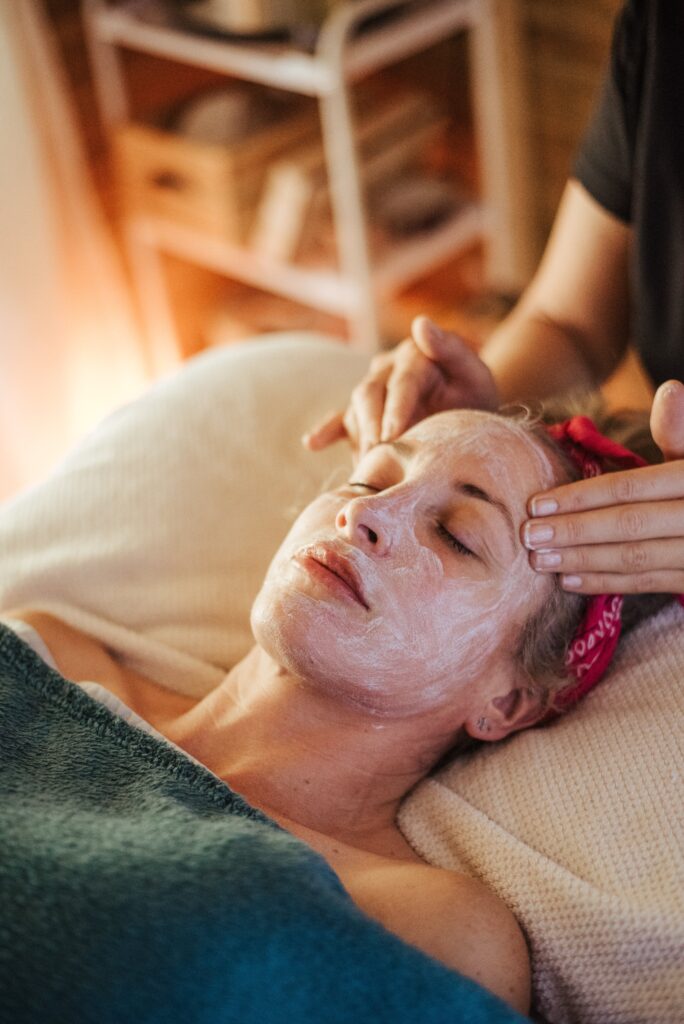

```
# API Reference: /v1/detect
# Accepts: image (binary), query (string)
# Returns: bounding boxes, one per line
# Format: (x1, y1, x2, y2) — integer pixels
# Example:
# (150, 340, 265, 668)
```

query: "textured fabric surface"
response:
(0, 334, 367, 696)
(0, 623, 526, 1024)
(399, 601, 684, 1024)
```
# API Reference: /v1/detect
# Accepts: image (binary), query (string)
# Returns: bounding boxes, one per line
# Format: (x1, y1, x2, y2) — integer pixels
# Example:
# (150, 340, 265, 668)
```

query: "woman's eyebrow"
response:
(387, 439, 416, 458)
(456, 482, 516, 552)
(384, 440, 518, 554)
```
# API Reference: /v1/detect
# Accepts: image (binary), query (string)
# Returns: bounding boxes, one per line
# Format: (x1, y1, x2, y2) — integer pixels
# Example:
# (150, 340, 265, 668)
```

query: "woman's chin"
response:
(249, 589, 280, 656)
(250, 571, 350, 664)
(250, 589, 447, 717)
(250, 586, 315, 674)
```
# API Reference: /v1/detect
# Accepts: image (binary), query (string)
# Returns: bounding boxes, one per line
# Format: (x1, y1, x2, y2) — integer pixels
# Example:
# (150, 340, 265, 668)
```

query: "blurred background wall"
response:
(0, 1, 147, 500)
(0, 0, 626, 501)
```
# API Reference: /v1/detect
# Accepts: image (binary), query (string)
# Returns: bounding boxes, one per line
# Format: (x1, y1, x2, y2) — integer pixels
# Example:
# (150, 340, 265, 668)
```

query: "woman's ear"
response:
(464, 684, 547, 742)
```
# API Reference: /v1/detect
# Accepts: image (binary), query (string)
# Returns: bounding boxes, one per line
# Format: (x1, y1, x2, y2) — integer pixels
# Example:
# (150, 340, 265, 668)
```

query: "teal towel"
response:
(0, 624, 526, 1023)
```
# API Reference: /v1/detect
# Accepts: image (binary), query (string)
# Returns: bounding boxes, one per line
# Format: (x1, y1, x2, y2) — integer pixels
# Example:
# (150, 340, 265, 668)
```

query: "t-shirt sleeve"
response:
(573, 1, 643, 223)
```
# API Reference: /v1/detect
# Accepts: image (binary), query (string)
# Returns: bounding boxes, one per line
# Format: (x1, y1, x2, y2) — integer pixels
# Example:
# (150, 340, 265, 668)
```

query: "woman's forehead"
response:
(404, 408, 522, 446)
(402, 409, 557, 493)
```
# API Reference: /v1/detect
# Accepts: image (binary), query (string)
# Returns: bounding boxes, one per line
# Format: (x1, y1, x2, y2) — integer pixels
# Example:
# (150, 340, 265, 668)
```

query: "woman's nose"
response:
(335, 499, 391, 555)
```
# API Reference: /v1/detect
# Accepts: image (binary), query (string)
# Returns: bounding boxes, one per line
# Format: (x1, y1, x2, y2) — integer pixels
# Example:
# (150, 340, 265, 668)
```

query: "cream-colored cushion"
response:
(0, 334, 367, 695)
(399, 600, 684, 1024)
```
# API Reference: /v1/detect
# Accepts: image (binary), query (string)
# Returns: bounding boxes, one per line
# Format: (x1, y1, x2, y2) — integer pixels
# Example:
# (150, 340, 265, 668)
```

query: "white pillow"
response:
(399, 600, 684, 1024)
(0, 334, 368, 694)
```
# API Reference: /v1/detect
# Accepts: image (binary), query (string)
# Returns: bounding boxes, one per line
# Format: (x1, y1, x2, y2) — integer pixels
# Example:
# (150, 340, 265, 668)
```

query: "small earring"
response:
(477, 716, 489, 734)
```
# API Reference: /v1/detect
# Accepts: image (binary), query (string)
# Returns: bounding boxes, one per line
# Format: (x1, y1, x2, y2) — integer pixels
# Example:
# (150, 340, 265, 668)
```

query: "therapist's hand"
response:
(524, 380, 684, 595)
(302, 316, 499, 458)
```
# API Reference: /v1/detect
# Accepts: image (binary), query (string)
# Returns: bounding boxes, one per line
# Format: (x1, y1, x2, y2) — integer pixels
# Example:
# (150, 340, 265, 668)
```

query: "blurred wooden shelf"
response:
(84, 0, 531, 368)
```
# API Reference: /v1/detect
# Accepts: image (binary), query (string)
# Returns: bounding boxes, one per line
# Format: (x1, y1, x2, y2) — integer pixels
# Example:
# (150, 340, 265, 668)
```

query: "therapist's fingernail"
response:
(530, 497, 559, 516)
(534, 550, 561, 568)
(523, 523, 554, 548)
(562, 575, 583, 589)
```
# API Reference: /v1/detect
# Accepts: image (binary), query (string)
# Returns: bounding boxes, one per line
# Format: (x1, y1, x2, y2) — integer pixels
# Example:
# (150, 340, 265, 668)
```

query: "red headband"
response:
(544, 416, 648, 715)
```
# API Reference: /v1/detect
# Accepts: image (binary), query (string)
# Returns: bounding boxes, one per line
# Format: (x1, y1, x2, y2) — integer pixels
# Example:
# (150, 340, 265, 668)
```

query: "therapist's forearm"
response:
(478, 180, 632, 406)
(479, 307, 615, 406)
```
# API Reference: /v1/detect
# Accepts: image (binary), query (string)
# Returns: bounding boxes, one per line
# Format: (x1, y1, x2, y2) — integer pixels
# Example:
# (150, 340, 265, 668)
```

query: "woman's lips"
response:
(295, 545, 369, 609)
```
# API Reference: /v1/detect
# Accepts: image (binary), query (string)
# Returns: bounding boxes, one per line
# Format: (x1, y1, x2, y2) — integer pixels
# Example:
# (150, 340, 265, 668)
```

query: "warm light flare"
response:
(0, 2, 150, 502)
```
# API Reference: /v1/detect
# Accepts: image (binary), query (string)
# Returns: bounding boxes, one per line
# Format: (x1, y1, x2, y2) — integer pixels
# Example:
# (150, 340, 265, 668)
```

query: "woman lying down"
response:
(0, 405, 662, 1023)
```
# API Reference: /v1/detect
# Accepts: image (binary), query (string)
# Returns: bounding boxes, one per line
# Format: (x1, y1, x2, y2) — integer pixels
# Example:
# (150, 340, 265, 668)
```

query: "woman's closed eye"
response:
(436, 523, 476, 558)
(347, 482, 477, 560)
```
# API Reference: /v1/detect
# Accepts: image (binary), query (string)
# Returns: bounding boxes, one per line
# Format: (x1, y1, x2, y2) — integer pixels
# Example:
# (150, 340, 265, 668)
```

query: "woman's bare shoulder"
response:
(285, 821, 529, 1013)
(2, 608, 96, 669)
(2, 607, 196, 721)
(351, 857, 531, 1015)
(3, 607, 138, 693)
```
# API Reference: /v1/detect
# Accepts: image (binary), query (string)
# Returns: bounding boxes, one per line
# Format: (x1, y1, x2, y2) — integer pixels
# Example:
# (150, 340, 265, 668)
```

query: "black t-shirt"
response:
(573, 0, 684, 386)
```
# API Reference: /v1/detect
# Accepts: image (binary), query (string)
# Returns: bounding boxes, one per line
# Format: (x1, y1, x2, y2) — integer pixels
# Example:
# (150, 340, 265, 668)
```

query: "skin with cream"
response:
(252, 409, 559, 724)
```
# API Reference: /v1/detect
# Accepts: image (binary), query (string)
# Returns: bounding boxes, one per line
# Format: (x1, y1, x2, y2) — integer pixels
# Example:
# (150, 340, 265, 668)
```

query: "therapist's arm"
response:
(481, 179, 632, 404)
(305, 179, 634, 455)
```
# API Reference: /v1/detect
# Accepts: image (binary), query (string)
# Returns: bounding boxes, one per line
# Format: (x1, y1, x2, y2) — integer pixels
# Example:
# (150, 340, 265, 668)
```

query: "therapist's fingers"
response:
(523, 497, 684, 550)
(380, 340, 436, 441)
(302, 411, 347, 450)
(528, 461, 684, 518)
(342, 404, 362, 459)
(555, 568, 684, 595)
(380, 318, 501, 441)
(303, 398, 369, 455)
(410, 316, 500, 410)
(530, 536, 684, 576)
(349, 357, 393, 453)
(524, 395, 684, 596)
(651, 379, 684, 462)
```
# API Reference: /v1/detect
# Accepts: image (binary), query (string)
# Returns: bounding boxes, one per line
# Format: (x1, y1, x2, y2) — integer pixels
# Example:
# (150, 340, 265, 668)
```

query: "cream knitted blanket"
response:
(399, 601, 684, 1024)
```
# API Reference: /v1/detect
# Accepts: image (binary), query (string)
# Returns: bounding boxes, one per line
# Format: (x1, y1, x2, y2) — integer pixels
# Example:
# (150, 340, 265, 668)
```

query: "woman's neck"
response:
(167, 645, 462, 847)
(7, 611, 461, 853)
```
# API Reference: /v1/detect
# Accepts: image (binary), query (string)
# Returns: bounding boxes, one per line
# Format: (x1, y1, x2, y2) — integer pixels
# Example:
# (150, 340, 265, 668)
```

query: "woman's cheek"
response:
(382, 546, 531, 697)
(275, 494, 345, 559)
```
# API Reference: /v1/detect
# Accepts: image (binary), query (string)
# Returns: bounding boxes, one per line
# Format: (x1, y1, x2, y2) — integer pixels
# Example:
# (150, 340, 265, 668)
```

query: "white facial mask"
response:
(251, 411, 557, 718)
